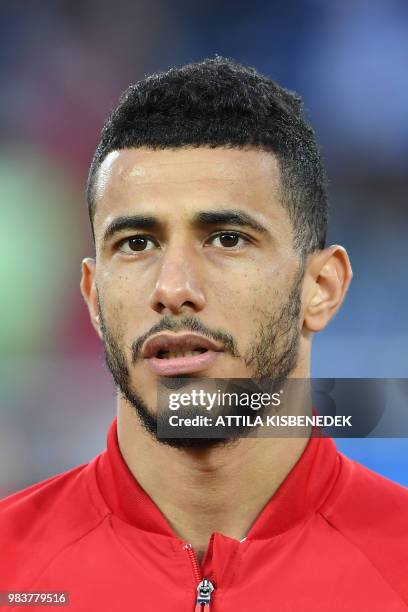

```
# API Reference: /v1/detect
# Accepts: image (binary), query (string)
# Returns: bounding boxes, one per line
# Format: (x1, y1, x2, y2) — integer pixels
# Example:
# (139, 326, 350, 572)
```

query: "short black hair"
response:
(87, 56, 328, 255)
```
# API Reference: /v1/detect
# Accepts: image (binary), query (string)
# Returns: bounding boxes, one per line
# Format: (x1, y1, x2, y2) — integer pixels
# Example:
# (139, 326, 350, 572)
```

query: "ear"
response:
(80, 258, 103, 339)
(303, 245, 352, 333)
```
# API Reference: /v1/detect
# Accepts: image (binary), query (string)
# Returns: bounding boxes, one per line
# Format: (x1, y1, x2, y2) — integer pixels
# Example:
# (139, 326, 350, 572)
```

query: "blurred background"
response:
(0, 0, 407, 495)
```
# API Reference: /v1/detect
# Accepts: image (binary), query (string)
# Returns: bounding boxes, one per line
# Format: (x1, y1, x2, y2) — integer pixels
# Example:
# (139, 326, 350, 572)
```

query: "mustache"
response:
(131, 315, 239, 363)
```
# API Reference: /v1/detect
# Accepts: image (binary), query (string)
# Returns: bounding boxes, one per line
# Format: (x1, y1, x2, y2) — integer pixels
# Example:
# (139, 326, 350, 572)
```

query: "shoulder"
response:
(323, 451, 408, 528)
(320, 451, 408, 600)
(0, 459, 106, 527)
(0, 456, 109, 587)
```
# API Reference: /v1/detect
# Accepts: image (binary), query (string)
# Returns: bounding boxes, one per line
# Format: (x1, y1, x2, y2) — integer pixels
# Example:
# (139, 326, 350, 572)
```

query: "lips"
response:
(142, 333, 223, 375)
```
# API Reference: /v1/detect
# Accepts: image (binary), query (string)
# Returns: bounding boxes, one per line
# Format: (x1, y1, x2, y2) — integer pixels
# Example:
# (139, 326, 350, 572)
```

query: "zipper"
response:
(184, 543, 215, 611)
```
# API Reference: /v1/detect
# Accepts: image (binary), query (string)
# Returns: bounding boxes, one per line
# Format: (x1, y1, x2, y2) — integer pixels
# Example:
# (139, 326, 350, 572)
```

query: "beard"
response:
(98, 265, 303, 450)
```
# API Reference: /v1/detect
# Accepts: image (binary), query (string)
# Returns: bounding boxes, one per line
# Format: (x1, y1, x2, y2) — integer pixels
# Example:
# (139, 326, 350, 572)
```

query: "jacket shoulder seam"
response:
(25, 512, 112, 596)
(318, 510, 408, 607)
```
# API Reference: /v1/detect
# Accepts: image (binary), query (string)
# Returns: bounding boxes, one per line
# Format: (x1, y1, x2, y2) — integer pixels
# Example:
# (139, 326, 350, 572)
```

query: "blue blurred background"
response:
(0, 0, 407, 495)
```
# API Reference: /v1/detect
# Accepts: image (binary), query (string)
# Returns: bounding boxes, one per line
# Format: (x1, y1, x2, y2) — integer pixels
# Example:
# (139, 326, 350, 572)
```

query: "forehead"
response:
(93, 147, 286, 232)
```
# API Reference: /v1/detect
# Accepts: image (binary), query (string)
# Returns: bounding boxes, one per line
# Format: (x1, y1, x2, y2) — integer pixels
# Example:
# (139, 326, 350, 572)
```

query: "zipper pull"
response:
(196, 578, 215, 609)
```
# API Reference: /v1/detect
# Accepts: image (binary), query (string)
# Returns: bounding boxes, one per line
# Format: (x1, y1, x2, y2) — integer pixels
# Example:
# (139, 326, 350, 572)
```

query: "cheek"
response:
(99, 270, 145, 313)
(99, 280, 154, 356)
(211, 273, 278, 345)
(215, 265, 283, 311)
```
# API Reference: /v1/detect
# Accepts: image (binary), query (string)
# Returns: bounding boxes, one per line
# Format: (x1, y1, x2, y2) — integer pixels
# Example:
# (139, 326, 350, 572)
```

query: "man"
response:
(1, 57, 407, 611)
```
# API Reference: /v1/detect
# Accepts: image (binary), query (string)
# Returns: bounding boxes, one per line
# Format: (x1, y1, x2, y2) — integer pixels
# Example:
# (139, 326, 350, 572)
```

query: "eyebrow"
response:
(193, 209, 268, 234)
(102, 215, 159, 243)
(102, 209, 269, 244)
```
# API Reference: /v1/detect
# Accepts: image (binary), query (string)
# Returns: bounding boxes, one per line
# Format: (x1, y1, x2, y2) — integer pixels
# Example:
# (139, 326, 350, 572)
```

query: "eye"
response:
(207, 232, 250, 249)
(117, 235, 158, 254)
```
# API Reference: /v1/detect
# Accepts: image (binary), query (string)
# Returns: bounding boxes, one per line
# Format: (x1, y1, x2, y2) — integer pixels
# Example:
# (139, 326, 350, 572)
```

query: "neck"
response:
(117, 399, 308, 561)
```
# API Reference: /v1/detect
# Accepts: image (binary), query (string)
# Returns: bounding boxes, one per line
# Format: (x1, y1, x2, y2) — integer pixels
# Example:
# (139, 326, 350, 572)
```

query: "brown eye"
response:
(129, 237, 149, 251)
(118, 235, 156, 254)
(209, 232, 248, 248)
(219, 233, 239, 247)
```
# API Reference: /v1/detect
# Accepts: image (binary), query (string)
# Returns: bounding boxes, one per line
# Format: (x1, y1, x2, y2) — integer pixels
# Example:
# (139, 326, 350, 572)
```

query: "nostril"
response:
(153, 301, 199, 317)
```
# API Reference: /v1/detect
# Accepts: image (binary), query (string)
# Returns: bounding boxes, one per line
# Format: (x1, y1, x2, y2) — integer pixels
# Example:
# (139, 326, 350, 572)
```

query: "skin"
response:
(81, 147, 352, 560)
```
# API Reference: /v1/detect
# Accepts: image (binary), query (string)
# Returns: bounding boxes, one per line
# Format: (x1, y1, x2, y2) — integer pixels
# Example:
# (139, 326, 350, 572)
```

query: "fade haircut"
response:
(87, 56, 328, 255)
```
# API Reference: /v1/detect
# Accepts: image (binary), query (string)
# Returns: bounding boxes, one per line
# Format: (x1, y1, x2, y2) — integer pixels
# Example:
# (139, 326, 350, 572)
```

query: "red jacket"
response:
(1, 418, 408, 611)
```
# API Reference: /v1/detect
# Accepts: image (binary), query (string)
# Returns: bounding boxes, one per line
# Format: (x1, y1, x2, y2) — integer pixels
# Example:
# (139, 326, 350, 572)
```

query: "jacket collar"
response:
(96, 418, 340, 540)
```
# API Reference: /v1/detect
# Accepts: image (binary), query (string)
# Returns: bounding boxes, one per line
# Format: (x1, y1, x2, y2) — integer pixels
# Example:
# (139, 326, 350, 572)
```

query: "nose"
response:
(148, 245, 206, 315)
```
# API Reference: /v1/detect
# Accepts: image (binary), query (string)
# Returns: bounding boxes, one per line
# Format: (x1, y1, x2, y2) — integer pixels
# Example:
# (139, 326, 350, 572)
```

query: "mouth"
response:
(156, 348, 208, 359)
(142, 333, 223, 376)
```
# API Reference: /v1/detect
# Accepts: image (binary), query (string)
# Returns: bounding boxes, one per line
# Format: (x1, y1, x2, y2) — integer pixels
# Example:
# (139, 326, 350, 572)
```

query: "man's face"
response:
(88, 147, 306, 444)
